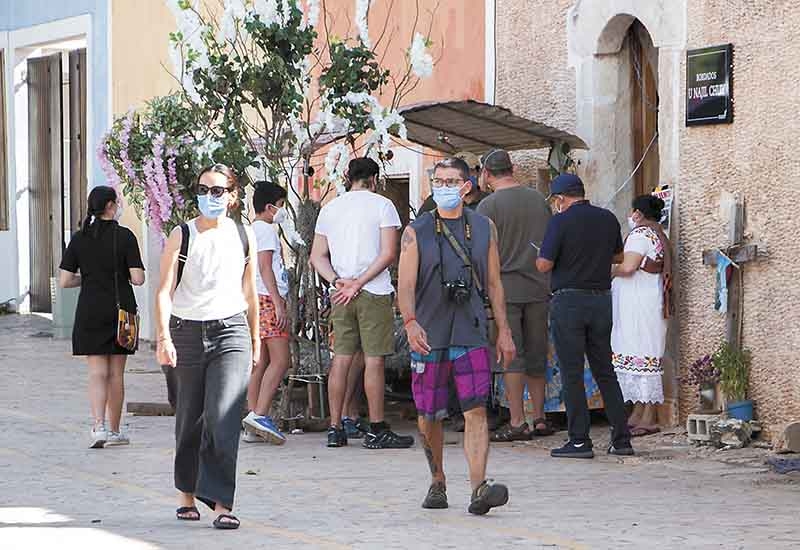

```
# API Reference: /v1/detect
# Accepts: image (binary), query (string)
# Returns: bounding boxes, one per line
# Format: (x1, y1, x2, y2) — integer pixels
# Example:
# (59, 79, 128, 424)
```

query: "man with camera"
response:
(398, 157, 516, 515)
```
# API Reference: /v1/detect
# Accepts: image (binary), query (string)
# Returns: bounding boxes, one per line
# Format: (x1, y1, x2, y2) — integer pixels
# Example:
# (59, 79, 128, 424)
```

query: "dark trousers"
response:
(550, 292, 630, 447)
(171, 313, 251, 510)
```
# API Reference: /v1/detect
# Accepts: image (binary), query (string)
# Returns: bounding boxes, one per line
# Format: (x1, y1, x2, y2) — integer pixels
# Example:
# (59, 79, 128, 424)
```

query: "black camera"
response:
(444, 279, 472, 305)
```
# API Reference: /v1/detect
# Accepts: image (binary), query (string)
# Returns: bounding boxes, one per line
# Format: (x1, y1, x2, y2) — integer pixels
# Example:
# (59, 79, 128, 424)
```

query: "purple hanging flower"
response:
(97, 137, 121, 190)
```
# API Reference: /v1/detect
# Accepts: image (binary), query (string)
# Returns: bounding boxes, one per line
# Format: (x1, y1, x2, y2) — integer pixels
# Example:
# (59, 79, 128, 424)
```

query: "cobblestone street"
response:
(0, 314, 798, 550)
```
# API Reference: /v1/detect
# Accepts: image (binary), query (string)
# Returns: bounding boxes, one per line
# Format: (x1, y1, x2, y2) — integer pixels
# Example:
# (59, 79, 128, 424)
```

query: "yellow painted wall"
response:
(110, 0, 177, 240)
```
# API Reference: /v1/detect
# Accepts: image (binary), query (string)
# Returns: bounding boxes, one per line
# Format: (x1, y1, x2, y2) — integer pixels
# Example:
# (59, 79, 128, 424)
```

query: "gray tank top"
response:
(411, 209, 491, 349)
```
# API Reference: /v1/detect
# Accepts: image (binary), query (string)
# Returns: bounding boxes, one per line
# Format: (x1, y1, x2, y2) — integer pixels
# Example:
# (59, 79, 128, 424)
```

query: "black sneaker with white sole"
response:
(550, 440, 595, 459)
(608, 443, 635, 456)
(326, 427, 347, 448)
(362, 429, 414, 449)
(468, 480, 509, 515)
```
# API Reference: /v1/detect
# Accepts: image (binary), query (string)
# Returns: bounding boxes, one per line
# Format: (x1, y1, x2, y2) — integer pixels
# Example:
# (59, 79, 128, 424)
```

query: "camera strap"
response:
(435, 212, 484, 296)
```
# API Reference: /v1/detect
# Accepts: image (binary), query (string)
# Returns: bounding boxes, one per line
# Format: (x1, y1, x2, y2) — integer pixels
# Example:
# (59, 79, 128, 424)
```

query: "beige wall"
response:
(110, 0, 176, 245)
(497, 0, 800, 437)
(111, 0, 175, 116)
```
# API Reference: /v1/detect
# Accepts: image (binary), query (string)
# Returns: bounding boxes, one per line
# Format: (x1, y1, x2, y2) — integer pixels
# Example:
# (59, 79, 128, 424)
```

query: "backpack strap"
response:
(236, 222, 251, 265)
(176, 223, 190, 288)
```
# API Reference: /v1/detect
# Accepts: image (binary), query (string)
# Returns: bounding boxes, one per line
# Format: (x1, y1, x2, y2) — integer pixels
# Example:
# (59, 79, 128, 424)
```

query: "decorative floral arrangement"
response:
(99, 94, 205, 238)
(101, 0, 436, 239)
(683, 354, 721, 387)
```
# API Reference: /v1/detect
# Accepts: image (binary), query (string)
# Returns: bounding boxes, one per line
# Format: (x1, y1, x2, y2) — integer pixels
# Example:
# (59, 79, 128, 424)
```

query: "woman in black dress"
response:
(59, 186, 145, 448)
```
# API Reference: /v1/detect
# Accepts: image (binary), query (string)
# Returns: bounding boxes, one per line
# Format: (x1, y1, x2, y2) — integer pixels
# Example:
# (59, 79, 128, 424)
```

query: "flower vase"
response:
(698, 383, 718, 413)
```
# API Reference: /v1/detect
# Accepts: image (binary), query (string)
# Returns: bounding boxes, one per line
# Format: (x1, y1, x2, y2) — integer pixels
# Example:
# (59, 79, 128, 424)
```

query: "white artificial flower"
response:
(165, 0, 211, 71)
(355, 0, 371, 48)
(252, 0, 279, 26)
(220, 0, 249, 43)
(324, 143, 350, 192)
(306, 0, 320, 28)
(409, 32, 433, 78)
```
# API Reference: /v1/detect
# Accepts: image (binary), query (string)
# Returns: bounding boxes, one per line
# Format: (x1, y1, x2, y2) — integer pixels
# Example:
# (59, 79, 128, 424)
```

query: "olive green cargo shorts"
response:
(330, 291, 394, 357)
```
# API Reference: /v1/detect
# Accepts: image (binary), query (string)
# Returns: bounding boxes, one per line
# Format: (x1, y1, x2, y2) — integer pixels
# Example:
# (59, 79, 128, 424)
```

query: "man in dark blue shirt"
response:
(536, 174, 633, 458)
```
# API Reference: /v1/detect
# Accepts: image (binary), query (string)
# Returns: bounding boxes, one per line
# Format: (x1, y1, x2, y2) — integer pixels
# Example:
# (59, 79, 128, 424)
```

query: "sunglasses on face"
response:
(196, 184, 233, 198)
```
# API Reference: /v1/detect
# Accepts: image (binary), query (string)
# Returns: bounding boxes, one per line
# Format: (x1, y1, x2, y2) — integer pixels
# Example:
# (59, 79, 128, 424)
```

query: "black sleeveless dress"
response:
(59, 220, 144, 356)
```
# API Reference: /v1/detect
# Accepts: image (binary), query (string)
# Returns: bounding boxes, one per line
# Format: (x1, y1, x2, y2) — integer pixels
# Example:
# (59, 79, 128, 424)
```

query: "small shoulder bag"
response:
(113, 227, 140, 351)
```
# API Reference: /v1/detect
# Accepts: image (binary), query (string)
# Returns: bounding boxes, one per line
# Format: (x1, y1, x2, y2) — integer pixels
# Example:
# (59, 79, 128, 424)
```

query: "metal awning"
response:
(398, 100, 588, 154)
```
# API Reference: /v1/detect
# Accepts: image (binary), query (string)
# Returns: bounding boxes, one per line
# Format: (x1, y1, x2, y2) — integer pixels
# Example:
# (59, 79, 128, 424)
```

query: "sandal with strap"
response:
(176, 506, 200, 521)
(532, 418, 555, 437)
(490, 422, 530, 442)
(213, 513, 240, 530)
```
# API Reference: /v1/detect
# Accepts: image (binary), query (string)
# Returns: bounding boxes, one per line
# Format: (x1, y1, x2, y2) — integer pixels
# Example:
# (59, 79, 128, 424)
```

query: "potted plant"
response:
(684, 354, 721, 413)
(713, 343, 753, 421)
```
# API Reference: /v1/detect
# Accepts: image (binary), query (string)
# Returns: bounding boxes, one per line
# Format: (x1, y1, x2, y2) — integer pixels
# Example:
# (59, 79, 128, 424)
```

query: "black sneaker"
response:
(326, 426, 347, 448)
(550, 440, 595, 459)
(608, 443, 635, 456)
(468, 480, 509, 515)
(363, 429, 414, 449)
(422, 482, 448, 509)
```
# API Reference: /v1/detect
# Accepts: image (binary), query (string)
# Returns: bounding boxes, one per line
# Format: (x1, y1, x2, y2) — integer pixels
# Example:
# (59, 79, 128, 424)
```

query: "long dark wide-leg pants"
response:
(170, 312, 251, 510)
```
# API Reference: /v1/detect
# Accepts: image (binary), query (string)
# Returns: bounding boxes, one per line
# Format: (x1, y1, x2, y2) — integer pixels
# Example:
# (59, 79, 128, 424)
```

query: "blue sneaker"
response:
(243, 412, 287, 445)
(342, 417, 364, 439)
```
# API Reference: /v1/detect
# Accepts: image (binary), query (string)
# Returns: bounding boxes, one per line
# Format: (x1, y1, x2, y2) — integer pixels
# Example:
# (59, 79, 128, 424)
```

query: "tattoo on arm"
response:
(401, 227, 415, 252)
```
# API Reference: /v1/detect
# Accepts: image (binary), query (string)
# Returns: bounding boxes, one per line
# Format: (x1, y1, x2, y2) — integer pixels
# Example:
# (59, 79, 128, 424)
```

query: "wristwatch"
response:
(331, 276, 340, 287)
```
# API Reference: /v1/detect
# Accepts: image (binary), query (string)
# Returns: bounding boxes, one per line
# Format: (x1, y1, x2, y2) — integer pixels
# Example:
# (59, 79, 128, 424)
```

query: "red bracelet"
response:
(403, 317, 416, 328)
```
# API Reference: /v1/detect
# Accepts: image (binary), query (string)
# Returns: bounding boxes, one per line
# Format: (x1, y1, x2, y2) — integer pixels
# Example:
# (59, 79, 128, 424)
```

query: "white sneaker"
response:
(90, 426, 107, 449)
(106, 431, 130, 447)
(242, 429, 265, 443)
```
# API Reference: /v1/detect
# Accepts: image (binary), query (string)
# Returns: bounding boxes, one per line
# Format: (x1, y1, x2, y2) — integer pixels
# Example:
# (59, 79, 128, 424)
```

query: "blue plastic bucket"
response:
(726, 400, 753, 422)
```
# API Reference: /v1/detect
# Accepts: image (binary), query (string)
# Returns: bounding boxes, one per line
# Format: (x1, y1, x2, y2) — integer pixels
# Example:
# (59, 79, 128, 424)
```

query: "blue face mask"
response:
(432, 185, 465, 211)
(197, 194, 228, 219)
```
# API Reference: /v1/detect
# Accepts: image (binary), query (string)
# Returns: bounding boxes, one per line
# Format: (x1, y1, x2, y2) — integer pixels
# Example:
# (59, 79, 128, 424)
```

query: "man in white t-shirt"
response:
(311, 157, 414, 449)
(242, 181, 291, 445)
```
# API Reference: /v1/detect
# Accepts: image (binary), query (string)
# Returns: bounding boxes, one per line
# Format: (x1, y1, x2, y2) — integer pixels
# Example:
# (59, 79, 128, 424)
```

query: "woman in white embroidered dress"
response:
(611, 195, 670, 437)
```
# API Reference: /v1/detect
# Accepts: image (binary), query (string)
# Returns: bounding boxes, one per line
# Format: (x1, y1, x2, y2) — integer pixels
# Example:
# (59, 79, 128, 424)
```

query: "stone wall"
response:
(496, 0, 577, 187)
(678, 0, 800, 431)
(496, 0, 800, 436)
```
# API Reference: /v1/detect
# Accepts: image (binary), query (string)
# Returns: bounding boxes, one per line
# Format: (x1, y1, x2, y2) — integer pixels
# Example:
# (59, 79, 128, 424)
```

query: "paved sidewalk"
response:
(0, 314, 798, 550)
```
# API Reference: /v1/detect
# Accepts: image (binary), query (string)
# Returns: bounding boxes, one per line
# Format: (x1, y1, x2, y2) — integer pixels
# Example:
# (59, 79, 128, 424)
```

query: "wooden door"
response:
(68, 49, 87, 234)
(629, 21, 660, 197)
(28, 54, 63, 313)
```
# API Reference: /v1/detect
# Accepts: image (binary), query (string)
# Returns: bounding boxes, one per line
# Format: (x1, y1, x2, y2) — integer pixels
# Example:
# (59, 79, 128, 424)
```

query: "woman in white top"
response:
(155, 164, 258, 530)
(611, 194, 670, 437)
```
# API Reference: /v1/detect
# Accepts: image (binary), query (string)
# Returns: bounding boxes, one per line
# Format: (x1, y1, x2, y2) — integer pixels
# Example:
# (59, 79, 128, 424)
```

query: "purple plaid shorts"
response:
(411, 347, 491, 421)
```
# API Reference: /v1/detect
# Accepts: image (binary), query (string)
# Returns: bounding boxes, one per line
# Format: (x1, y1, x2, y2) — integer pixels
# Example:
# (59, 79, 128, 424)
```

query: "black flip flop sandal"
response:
(213, 513, 240, 530)
(176, 506, 200, 521)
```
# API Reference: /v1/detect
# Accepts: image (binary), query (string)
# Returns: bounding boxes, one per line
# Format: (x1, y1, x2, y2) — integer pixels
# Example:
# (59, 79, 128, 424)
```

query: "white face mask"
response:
(628, 213, 639, 230)
(271, 206, 287, 224)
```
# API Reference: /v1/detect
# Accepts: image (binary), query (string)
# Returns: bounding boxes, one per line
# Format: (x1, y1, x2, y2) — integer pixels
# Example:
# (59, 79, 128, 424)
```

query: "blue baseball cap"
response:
(547, 173, 585, 199)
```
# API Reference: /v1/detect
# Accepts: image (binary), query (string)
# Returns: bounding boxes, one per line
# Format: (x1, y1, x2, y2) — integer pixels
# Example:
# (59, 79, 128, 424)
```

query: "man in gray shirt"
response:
(477, 150, 553, 441)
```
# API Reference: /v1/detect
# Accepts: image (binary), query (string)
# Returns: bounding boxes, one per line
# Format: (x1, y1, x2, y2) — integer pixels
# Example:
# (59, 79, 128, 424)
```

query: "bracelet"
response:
(331, 276, 340, 287)
(403, 316, 416, 328)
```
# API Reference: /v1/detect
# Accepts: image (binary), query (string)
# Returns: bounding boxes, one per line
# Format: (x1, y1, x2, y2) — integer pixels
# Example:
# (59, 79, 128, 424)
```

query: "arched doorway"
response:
(568, 3, 687, 426)
(627, 20, 659, 198)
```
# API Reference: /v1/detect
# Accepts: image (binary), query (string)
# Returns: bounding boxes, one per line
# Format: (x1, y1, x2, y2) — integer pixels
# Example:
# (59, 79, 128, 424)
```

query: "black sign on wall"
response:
(686, 44, 734, 126)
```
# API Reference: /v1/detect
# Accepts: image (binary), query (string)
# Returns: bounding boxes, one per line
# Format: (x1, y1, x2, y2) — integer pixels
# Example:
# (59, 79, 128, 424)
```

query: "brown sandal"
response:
(532, 418, 555, 437)
(490, 422, 530, 442)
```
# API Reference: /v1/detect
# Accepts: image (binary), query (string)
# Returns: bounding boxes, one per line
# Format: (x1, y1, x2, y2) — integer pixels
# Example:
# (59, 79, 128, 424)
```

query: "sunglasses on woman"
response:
(196, 184, 233, 198)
